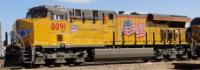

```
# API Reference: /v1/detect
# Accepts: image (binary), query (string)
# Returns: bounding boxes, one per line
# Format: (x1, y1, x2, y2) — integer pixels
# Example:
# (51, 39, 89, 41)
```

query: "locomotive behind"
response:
(4, 5, 196, 66)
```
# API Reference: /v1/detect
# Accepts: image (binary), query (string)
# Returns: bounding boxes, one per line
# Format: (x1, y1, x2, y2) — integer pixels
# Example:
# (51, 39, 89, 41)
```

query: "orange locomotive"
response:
(4, 5, 192, 66)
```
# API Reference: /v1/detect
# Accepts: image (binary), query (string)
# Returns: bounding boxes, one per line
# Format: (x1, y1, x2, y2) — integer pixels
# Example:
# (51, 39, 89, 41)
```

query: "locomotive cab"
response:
(14, 5, 70, 47)
(26, 5, 69, 20)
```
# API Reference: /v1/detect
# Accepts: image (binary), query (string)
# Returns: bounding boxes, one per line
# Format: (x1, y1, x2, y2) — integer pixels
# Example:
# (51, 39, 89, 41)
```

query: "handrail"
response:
(12, 31, 26, 52)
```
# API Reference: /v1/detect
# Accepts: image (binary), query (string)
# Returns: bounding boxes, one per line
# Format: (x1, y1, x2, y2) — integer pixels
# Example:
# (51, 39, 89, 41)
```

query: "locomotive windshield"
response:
(26, 7, 48, 18)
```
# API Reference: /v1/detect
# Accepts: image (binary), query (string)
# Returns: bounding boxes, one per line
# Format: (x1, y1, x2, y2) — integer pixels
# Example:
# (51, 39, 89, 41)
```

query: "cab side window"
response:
(51, 14, 67, 20)
(54, 15, 62, 20)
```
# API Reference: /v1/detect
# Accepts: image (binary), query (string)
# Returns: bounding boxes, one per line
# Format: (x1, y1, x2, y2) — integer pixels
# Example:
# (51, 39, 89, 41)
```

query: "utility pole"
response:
(0, 22, 4, 57)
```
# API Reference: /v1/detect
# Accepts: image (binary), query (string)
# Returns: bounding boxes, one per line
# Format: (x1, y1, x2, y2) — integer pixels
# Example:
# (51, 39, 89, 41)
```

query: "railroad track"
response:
(73, 59, 144, 66)
(1, 58, 199, 70)
(173, 63, 200, 69)
(77, 58, 192, 67)
(0, 59, 138, 69)
(0, 59, 151, 69)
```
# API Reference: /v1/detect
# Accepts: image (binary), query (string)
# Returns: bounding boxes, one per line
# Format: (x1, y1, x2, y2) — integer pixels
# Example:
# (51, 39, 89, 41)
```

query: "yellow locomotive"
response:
(5, 5, 192, 66)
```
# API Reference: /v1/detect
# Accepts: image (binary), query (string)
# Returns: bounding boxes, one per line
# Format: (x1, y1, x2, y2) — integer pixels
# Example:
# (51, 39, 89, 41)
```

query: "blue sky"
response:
(0, 0, 199, 38)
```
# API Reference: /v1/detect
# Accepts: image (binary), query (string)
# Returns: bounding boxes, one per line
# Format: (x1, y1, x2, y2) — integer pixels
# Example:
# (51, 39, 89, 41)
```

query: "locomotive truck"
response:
(4, 5, 196, 66)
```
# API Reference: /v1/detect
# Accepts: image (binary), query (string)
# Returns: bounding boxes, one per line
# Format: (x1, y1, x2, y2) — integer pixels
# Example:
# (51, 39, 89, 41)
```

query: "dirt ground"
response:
(1, 60, 200, 70)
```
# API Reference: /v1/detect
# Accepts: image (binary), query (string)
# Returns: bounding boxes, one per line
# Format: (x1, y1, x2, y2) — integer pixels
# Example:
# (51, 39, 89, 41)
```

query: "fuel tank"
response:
(94, 48, 154, 60)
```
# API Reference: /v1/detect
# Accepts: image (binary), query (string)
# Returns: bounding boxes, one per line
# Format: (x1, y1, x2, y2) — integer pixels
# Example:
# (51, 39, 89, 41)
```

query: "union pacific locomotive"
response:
(5, 5, 197, 66)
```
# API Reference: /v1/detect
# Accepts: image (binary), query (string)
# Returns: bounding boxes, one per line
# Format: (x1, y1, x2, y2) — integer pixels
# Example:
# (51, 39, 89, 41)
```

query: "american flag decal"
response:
(123, 20, 145, 37)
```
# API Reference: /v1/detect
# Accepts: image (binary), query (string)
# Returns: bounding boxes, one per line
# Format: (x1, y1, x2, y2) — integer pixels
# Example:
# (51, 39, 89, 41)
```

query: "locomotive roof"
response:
(30, 5, 116, 15)
(41, 5, 69, 15)
(29, 5, 190, 22)
(150, 14, 190, 22)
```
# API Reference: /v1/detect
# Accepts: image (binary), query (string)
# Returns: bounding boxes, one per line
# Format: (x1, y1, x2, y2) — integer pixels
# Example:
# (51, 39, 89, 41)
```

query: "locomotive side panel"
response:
(31, 13, 119, 47)
(33, 18, 71, 47)
(115, 15, 147, 46)
(69, 19, 106, 47)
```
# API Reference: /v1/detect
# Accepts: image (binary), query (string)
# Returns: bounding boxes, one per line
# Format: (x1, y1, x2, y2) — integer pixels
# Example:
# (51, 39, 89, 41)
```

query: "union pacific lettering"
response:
(51, 23, 66, 30)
